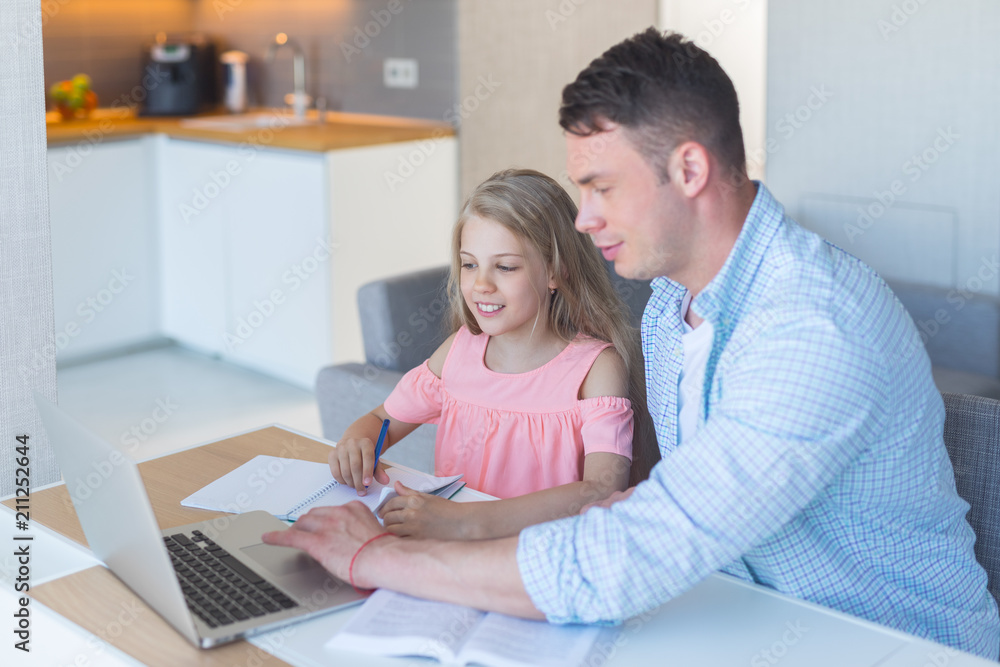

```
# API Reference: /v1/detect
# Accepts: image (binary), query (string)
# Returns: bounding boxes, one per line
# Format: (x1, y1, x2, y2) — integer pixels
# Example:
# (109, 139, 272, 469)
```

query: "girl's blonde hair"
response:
(448, 168, 658, 484)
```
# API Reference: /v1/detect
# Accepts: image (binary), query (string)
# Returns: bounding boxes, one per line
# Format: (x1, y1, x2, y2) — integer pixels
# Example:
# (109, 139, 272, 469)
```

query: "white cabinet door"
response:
(157, 137, 230, 355)
(158, 138, 330, 387)
(157, 134, 457, 389)
(48, 137, 159, 362)
(326, 137, 458, 365)
(222, 148, 331, 388)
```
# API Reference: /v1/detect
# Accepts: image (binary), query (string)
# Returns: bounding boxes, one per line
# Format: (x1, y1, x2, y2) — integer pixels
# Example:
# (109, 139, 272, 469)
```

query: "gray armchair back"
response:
(358, 266, 451, 374)
(315, 266, 450, 473)
(890, 281, 1000, 398)
(941, 392, 1000, 611)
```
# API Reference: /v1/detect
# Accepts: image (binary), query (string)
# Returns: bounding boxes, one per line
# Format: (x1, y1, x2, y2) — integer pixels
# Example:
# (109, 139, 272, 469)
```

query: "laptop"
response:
(35, 396, 366, 648)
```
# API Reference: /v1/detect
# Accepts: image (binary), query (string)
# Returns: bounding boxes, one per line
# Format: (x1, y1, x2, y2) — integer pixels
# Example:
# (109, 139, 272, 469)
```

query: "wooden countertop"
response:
(46, 107, 454, 152)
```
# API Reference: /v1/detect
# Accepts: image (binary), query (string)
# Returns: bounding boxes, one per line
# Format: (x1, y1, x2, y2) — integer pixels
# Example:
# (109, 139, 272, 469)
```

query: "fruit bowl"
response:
(50, 74, 98, 120)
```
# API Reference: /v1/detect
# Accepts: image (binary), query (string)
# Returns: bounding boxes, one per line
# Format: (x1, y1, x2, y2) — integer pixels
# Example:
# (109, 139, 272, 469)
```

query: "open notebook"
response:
(181, 455, 464, 521)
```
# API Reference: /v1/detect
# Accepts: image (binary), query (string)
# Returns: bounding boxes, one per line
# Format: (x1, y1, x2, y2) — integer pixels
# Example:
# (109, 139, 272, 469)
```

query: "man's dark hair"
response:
(560, 28, 746, 181)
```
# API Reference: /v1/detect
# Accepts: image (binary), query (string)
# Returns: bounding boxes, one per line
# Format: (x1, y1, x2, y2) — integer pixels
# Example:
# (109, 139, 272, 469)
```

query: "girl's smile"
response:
(475, 303, 505, 316)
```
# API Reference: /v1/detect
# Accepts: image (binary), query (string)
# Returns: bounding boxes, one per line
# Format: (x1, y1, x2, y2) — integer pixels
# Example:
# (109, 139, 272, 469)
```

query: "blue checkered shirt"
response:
(516, 184, 1000, 658)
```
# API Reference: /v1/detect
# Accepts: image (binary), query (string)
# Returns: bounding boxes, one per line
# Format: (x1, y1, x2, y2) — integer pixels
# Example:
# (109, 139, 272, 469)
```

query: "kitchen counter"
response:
(47, 106, 457, 387)
(46, 107, 453, 152)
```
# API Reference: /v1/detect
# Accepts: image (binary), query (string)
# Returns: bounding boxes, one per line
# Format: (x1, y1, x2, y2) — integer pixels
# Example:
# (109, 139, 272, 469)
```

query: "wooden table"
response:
(2, 425, 336, 667)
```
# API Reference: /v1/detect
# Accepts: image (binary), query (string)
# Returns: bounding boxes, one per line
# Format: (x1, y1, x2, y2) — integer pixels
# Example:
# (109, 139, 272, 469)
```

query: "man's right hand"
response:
(329, 437, 391, 496)
(263, 503, 391, 586)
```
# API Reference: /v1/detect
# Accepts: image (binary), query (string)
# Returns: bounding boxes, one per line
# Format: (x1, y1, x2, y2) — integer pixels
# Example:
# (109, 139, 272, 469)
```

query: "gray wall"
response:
(41, 0, 194, 108)
(42, 0, 457, 121)
(194, 0, 456, 120)
(766, 0, 999, 296)
(2, 0, 60, 495)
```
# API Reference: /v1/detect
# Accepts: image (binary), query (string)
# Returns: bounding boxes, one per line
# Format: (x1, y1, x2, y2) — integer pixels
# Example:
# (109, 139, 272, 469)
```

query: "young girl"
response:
(330, 168, 656, 540)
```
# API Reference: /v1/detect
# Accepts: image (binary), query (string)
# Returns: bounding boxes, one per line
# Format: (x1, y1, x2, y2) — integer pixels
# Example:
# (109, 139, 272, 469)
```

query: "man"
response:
(265, 29, 1000, 658)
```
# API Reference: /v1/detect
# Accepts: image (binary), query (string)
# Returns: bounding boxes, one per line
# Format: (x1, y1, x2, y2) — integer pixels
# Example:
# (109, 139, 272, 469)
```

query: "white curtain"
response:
(1, 0, 59, 495)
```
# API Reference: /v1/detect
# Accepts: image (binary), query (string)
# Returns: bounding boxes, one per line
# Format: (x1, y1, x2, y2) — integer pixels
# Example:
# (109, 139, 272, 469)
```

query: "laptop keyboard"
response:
(164, 529, 299, 628)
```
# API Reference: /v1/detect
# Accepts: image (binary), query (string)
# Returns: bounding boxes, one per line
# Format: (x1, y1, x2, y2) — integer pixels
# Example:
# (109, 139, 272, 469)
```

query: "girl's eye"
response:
(497, 265, 517, 272)
(461, 262, 476, 270)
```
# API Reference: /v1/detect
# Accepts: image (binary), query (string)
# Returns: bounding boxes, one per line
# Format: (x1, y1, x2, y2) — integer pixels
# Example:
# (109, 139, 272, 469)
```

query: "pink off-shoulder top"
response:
(383, 327, 633, 499)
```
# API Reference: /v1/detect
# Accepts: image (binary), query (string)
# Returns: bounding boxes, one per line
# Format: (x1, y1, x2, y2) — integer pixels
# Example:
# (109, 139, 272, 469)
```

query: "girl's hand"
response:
(580, 486, 634, 514)
(379, 482, 475, 540)
(329, 437, 391, 496)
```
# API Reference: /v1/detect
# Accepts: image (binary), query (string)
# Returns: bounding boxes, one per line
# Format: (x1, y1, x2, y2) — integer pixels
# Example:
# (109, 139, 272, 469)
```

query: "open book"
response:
(181, 455, 464, 521)
(326, 589, 614, 667)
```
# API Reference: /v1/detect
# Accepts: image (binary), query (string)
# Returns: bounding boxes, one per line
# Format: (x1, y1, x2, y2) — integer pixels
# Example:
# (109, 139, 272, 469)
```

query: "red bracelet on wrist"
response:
(348, 532, 391, 595)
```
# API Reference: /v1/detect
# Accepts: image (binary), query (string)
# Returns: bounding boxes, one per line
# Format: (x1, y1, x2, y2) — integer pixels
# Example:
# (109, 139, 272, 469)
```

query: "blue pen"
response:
(368, 418, 390, 489)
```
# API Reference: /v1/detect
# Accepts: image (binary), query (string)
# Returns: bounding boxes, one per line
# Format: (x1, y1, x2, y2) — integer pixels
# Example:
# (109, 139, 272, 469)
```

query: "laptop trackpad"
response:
(241, 542, 322, 577)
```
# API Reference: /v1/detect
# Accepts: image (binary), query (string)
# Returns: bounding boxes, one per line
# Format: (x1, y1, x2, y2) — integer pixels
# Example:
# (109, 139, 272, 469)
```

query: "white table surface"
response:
(2, 485, 995, 667)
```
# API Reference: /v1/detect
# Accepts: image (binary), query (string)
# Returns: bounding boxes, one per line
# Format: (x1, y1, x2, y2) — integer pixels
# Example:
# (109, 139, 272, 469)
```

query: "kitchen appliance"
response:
(220, 50, 249, 113)
(140, 35, 217, 116)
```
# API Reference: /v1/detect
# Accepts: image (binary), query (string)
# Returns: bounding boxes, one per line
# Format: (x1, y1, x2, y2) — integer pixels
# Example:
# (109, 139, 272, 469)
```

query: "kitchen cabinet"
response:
(156, 134, 456, 388)
(158, 137, 332, 385)
(48, 119, 457, 389)
(156, 137, 230, 355)
(323, 139, 459, 377)
(47, 137, 160, 362)
(220, 143, 331, 387)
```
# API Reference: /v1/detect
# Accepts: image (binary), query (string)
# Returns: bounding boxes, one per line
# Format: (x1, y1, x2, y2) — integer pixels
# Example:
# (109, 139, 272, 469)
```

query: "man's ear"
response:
(670, 141, 710, 198)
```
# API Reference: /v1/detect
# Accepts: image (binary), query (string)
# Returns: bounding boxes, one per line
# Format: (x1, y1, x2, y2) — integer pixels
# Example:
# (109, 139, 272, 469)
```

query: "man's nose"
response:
(575, 196, 604, 235)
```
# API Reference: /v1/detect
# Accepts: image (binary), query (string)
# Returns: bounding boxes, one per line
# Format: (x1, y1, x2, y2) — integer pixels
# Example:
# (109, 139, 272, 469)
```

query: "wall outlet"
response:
(383, 58, 418, 89)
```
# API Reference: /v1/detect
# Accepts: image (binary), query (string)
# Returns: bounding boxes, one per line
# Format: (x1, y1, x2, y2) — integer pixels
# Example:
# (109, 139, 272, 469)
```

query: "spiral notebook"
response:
(181, 455, 464, 521)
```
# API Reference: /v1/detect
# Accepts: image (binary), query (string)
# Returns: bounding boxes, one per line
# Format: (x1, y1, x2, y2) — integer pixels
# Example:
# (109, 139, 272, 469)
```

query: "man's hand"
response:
(580, 486, 634, 514)
(379, 482, 475, 540)
(263, 502, 390, 585)
(266, 496, 541, 619)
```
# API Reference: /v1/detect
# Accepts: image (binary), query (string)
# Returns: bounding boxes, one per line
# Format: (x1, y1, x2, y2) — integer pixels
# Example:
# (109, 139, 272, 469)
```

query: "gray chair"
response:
(890, 281, 1000, 399)
(941, 392, 1000, 612)
(315, 263, 651, 472)
(316, 266, 450, 472)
